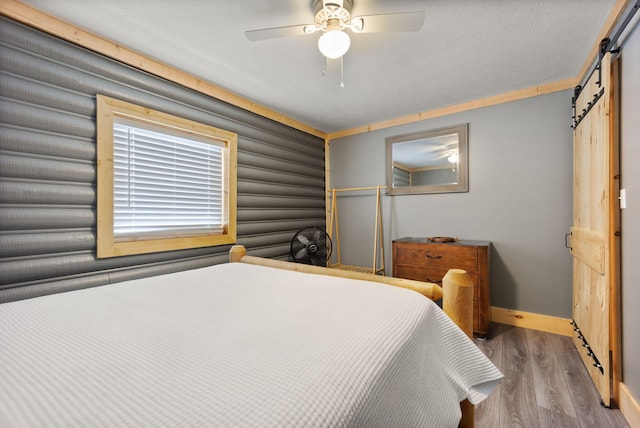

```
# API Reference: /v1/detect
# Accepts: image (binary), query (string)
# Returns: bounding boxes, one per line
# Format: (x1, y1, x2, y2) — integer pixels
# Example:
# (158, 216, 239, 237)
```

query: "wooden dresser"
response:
(392, 237, 491, 337)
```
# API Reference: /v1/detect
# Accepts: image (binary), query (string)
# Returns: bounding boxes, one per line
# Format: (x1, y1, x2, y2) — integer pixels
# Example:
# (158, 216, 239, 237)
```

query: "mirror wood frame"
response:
(386, 123, 469, 195)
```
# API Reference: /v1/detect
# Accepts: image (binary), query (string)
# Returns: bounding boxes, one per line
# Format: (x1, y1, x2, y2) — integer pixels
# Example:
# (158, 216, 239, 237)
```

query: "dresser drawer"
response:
(394, 265, 448, 284)
(394, 244, 478, 272)
(395, 265, 479, 295)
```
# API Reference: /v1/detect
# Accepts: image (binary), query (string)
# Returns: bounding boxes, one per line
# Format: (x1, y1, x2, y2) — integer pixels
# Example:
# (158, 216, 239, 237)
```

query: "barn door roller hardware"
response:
(572, 0, 640, 129)
(571, 38, 610, 129)
(576, 0, 640, 93)
(596, 38, 615, 86)
(571, 85, 604, 129)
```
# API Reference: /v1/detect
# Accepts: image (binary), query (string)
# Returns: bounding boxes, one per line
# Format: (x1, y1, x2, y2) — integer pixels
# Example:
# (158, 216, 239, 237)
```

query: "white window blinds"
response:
(113, 118, 226, 239)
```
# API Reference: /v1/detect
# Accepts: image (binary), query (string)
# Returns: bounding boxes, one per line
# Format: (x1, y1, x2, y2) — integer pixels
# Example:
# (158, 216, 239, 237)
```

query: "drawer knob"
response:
(425, 253, 442, 259)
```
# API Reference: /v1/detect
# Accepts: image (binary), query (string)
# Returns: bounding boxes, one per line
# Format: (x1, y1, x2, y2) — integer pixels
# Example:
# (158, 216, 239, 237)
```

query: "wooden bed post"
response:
(443, 269, 475, 428)
(229, 245, 247, 263)
(443, 269, 473, 336)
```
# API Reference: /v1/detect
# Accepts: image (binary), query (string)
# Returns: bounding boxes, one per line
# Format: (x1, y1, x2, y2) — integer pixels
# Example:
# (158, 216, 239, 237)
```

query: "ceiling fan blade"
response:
(245, 24, 310, 41)
(354, 11, 426, 33)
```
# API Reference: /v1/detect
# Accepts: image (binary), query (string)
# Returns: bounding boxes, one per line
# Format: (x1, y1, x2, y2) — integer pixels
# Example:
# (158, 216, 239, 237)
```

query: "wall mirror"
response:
(386, 123, 468, 195)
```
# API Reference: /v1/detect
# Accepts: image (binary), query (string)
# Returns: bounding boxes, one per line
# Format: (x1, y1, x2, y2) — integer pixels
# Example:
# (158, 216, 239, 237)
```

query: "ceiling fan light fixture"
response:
(318, 29, 350, 58)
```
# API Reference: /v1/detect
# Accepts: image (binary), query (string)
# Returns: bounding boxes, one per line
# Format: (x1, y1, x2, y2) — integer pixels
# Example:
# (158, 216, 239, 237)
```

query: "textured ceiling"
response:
(19, 0, 617, 133)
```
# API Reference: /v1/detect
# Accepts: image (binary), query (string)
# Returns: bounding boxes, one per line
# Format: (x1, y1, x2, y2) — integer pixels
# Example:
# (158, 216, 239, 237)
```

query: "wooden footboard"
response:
(229, 245, 443, 300)
(229, 245, 475, 427)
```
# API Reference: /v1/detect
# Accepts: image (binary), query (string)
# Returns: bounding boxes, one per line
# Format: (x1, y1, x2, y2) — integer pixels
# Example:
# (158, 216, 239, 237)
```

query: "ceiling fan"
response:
(245, 0, 426, 59)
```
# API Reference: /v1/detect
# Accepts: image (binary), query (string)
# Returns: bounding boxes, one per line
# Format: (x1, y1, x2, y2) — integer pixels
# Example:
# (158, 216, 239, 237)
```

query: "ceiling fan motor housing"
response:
(313, 0, 354, 28)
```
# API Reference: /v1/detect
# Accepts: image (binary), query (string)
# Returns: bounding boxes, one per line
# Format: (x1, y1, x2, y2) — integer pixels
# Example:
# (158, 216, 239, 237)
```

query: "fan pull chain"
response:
(319, 55, 345, 87)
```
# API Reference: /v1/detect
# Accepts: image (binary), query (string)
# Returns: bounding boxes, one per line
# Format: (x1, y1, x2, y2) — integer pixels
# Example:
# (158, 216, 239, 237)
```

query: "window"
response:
(96, 95, 237, 258)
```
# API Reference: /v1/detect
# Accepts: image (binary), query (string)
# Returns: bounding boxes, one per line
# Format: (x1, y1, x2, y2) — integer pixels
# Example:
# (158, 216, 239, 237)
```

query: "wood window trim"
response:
(96, 94, 237, 258)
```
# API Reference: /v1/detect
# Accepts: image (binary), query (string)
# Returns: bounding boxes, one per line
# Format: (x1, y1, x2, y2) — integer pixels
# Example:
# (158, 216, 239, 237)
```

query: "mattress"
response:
(0, 262, 502, 427)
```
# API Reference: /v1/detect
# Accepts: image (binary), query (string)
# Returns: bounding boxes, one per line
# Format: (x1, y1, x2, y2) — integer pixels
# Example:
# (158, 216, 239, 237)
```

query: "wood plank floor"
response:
(473, 323, 629, 428)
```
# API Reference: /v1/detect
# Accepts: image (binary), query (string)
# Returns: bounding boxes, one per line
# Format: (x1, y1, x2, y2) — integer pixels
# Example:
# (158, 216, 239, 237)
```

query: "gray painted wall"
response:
(620, 14, 640, 407)
(330, 90, 573, 318)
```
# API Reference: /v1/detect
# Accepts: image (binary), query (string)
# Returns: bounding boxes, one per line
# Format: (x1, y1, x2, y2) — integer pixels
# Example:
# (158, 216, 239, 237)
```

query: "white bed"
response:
(0, 258, 502, 427)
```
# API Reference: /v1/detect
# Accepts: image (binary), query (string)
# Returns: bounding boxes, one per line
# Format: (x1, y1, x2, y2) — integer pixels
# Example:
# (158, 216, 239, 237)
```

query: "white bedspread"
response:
(0, 263, 502, 427)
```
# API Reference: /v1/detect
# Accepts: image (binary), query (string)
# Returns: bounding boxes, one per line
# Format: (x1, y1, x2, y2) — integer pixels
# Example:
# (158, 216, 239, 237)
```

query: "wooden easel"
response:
(327, 185, 385, 275)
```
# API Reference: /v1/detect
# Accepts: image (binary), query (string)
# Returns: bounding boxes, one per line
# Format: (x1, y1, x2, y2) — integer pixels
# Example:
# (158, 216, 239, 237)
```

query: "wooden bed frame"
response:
(229, 245, 476, 427)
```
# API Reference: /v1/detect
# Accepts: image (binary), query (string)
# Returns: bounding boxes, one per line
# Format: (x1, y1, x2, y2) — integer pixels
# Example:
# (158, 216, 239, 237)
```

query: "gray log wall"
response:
(0, 17, 326, 302)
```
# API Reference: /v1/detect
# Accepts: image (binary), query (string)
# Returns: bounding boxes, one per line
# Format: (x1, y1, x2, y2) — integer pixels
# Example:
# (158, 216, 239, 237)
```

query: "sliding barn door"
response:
(571, 52, 618, 406)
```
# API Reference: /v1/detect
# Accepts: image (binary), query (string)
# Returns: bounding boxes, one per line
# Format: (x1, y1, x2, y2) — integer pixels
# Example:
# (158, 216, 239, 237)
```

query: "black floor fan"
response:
(290, 227, 332, 266)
